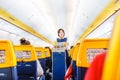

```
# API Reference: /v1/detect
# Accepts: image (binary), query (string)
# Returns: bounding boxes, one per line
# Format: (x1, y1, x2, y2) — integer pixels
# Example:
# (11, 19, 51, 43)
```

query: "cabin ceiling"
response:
(0, 0, 111, 47)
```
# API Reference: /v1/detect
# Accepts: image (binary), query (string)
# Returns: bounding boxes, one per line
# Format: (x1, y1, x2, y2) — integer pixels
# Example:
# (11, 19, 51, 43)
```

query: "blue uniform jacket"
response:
(57, 37, 67, 42)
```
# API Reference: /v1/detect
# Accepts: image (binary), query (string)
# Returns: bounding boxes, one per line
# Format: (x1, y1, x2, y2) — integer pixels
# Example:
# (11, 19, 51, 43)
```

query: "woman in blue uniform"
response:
(57, 28, 67, 43)
(57, 28, 71, 68)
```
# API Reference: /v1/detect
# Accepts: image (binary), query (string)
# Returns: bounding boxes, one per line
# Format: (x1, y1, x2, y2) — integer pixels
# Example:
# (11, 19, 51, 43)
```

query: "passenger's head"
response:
(58, 28, 65, 39)
(45, 47, 52, 53)
(20, 37, 26, 44)
(25, 40, 30, 45)
(20, 37, 30, 45)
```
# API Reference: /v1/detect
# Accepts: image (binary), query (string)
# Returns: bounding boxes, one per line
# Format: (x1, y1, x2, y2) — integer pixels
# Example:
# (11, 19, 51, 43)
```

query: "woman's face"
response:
(59, 30, 64, 38)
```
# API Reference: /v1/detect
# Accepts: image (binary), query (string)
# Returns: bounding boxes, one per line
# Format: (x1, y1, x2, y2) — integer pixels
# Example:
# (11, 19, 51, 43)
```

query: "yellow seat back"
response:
(72, 44, 80, 61)
(70, 47, 75, 58)
(102, 14, 120, 80)
(14, 45, 37, 62)
(44, 48, 51, 58)
(35, 47, 45, 59)
(0, 40, 16, 68)
(76, 39, 109, 67)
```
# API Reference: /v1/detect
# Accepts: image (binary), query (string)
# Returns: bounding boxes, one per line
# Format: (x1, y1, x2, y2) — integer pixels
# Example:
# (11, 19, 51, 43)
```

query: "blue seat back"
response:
(38, 59, 46, 72)
(71, 44, 80, 79)
(17, 61, 37, 75)
(14, 45, 38, 80)
(72, 61, 77, 80)
(0, 67, 17, 80)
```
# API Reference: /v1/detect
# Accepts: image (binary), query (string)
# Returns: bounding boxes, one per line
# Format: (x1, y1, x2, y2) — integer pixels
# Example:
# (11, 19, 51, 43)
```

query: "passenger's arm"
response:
(37, 60, 44, 77)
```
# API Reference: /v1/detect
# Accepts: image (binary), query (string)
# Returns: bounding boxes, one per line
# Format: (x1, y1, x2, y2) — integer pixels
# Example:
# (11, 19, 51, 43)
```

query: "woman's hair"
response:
(20, 38, 26, 44)
(20, 37, 30, 45)
(45, 47, 52, 54)
(57, 28, 65, 37)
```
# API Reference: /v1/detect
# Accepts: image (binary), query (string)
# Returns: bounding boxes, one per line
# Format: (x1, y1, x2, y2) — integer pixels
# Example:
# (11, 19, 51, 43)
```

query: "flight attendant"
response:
(57, 28, 67, 43)
(57, 28, 71, 68)
(57, 28, 69, 49)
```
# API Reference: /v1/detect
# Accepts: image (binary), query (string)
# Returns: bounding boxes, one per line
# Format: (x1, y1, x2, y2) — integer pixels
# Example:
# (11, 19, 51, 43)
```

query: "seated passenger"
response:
(44, 47, 52, 80)
(64, 61, 74, 80)
(20, 37, 44, 79)
(84, 52, 106, 80)
(20, 37, 31, 45)
(37, 60, 44, 79)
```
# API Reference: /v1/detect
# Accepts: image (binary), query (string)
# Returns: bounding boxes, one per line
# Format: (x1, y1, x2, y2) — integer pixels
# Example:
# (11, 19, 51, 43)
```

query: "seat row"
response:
(0, 41, 51, 80)
(68, 38, 109, 80)
(67, 13, 120, 80)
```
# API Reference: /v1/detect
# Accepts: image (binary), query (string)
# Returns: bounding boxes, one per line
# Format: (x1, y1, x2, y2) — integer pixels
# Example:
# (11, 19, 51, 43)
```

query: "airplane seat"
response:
(72, 44, 80, 80)
(72, 61, 76, 79)
(0, 67, 18, 80)
(102, 14, 120, 80)
(0, 40, 17, 80)
(39, 59, 46, 72)
(77, 67, 88, 80)
(76, 39, 109, 80)
(44, 48, 51, 70)
(44, 48, 52, 79)
(14, 45, 40, 80)
(35, 47, 46, 72)
(17, 61, 37, 80)
(65, 50, 71, 68)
